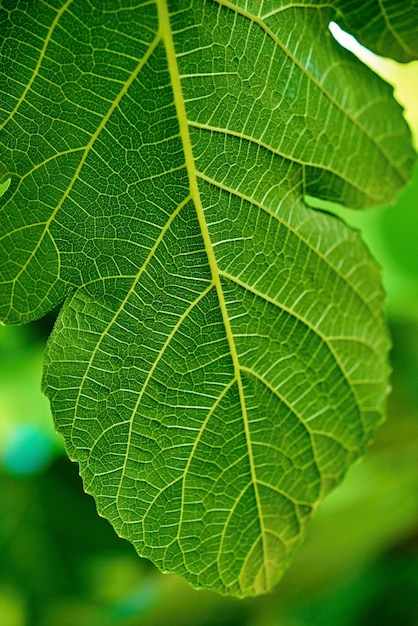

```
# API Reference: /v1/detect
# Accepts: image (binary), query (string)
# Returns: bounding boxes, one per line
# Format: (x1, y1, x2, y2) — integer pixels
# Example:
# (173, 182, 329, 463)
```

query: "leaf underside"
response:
(0, 0, 416, 596)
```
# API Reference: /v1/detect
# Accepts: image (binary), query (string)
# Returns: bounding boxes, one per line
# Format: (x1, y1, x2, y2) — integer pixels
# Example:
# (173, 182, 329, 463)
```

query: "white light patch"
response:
(329, 21, 376, 65)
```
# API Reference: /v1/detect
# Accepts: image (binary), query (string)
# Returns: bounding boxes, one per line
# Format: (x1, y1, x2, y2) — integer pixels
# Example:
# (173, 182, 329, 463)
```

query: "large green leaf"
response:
(0, 0, 416, 597)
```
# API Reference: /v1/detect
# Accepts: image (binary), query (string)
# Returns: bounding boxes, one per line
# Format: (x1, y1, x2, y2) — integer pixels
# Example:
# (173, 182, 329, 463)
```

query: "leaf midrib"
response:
(157, 0, 270, 589)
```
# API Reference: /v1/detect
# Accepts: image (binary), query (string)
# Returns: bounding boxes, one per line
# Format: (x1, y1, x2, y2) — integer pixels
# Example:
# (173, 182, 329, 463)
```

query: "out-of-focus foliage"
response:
(0, 319, 62, 475)
(1, 29, 417, 626)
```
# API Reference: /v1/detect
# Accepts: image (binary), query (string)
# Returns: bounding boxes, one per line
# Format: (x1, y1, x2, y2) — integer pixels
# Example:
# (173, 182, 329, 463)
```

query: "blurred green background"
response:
(1, 40, 418, 626)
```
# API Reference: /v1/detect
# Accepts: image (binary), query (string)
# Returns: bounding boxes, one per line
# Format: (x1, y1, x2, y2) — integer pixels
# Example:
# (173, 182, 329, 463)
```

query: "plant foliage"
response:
(0, 0, 417, 596)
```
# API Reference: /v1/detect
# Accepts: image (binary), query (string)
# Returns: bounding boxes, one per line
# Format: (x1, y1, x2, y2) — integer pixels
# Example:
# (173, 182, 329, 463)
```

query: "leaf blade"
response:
(1, 0, 415, 597)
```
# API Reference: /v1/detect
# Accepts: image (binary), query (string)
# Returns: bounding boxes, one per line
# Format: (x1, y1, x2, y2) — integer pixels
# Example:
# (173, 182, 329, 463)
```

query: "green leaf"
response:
(335, 0, 418, 62)
(0, 0, 416, 597)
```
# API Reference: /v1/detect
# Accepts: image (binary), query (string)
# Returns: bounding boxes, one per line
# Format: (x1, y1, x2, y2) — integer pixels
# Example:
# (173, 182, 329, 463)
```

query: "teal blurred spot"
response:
(110, 580, 158, 620)
(3, 425, 53, 475)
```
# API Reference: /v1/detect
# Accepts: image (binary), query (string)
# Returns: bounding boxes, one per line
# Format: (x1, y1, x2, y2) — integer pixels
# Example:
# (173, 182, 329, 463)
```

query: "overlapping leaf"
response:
(0, 0, 416, 596)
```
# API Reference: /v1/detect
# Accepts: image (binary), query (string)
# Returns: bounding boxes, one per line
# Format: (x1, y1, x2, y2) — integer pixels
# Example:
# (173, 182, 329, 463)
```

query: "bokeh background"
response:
(1, 29, 417, 626)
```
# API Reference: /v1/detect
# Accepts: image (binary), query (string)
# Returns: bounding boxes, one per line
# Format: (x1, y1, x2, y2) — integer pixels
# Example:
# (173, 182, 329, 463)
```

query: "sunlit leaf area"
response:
(1, 3, 418, 625)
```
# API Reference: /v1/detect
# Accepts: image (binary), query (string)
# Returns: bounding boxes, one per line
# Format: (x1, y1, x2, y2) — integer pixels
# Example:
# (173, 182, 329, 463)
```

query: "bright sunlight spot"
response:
(329, 21, 418, 145)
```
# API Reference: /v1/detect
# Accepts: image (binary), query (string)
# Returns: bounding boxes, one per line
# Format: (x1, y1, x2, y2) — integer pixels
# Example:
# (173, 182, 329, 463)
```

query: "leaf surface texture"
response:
(0, 0, 416, 596)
